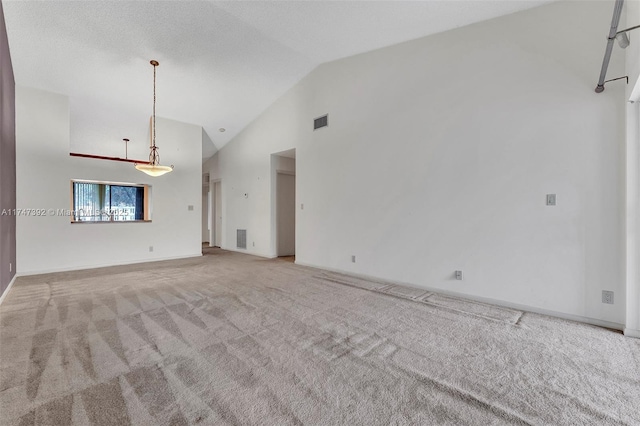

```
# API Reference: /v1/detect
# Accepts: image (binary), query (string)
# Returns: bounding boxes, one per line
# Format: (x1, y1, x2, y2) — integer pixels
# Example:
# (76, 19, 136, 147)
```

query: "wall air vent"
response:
(314, 114, 328, 130)
(237, 229, 247, 249)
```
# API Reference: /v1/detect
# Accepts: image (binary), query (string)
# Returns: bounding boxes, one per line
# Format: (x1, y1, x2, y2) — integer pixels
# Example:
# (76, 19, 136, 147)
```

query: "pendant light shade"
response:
(134, 163, 174, 177)
(135, 60, 174, 177)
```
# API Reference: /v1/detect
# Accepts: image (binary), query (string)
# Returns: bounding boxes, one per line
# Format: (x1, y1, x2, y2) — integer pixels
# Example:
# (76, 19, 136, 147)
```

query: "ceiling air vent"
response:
(314, 114, 328, 130)
(237, 229, 247, 249)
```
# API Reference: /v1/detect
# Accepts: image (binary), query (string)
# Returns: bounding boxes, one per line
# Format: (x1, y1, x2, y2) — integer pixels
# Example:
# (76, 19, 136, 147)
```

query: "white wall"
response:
(16, 86, 202, 275)
(208, 1, 627, 327)
(624, 0, 640, 337)
(627, 97, 640, 337)
(206, 153, 223, 247)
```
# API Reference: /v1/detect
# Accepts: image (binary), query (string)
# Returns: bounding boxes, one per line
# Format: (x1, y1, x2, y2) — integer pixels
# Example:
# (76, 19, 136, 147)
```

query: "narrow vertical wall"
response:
(0, 0, 16, 299)
(624, 0, 640, 337)
(202, 182, 209, 243)
(626, 98, 640, 337)
(204, 154, 218, 245)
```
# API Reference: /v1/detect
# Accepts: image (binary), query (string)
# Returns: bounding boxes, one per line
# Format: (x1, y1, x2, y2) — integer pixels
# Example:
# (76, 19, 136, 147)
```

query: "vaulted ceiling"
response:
(3, 0, 554, 160)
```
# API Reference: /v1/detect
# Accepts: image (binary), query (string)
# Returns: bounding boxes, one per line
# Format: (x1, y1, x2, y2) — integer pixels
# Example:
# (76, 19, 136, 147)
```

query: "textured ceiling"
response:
(3, 0, 554, 160)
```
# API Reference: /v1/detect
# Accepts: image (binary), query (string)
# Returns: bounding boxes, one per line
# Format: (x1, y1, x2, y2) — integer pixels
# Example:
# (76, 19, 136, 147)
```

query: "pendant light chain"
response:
(153, 62, 156, 149)
(150, 61, 159, 166)
(134, 59, 173, 177)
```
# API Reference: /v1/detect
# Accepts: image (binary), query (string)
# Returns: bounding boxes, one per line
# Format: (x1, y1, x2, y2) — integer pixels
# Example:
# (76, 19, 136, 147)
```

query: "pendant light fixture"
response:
(135, 60, 174, 177)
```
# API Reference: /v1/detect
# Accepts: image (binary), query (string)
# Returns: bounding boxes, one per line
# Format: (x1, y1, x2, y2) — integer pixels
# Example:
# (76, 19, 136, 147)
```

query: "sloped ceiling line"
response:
(3, 0, 554, 160)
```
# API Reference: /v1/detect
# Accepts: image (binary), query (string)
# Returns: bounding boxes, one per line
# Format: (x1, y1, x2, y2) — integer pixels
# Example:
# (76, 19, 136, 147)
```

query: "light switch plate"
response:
(546, 194, 556, 206)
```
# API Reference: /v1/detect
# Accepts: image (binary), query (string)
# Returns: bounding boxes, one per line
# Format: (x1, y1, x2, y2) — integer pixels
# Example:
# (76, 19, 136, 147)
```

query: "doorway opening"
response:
(272, 149, 296, 260)
(202, 173, 210, 249)
(212, 180, 222, 248)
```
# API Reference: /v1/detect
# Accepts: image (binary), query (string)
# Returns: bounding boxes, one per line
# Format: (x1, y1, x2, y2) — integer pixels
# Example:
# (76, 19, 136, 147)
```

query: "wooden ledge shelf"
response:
(70, 152, 149, 165)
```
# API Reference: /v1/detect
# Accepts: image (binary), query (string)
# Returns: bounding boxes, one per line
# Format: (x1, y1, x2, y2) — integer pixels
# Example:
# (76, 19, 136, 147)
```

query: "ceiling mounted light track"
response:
(135, 60, 174, 177)
(595, 0, 639, 93)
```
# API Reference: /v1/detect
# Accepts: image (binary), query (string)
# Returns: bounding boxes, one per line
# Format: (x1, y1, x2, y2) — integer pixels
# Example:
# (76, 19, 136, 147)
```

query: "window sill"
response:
(71, 220, 152, 224)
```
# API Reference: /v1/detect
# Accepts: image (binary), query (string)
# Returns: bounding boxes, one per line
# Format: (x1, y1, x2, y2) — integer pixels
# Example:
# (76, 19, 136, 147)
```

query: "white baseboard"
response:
(295, 260, 625, 332)
(624, 328, 640, 339)
(10, 253, 630, 334)
(16, 253, 203, 277)
(0, 274, 18, 306)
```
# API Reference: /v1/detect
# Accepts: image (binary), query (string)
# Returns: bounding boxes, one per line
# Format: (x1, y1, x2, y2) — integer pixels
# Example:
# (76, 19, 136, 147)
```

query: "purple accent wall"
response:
(0, 0, 16, 297)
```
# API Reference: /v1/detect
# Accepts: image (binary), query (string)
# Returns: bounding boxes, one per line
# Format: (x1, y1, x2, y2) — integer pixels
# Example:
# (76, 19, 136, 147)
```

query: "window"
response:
(71, 180, 150, 222)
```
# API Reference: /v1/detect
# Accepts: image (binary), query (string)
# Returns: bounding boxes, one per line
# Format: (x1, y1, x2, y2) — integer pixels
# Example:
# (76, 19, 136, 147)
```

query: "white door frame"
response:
(211, 179, 222, 248)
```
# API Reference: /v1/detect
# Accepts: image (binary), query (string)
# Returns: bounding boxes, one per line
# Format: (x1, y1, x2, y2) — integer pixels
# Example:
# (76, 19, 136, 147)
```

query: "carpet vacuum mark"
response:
(1, 249, 638, 425)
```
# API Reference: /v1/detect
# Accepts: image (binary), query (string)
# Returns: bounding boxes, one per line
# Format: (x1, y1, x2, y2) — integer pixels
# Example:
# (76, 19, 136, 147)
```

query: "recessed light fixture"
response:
(219, 128, 226, 132)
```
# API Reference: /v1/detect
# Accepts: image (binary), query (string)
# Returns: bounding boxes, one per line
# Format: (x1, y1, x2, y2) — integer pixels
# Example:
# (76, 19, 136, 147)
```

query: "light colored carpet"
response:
(1, 248, 638, 425)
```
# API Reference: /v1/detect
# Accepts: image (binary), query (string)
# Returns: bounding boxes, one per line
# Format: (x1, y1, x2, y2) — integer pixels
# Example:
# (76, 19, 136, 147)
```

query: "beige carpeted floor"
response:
(1, 248, 639, 425)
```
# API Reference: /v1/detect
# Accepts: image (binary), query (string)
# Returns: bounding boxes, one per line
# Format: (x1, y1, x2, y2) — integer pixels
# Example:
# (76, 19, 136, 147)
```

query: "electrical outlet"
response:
(351, 255, 356, 263)
(602, 290, 614, 304)
(301, 203, 304, 210)
(546, 194, 557, 206)
(188, 205, 194, 211)
(9, 262, 12, 272)
(252, 242, 255, 247)
(455, 270, 463, 280)
(149, 246, 154, 252)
